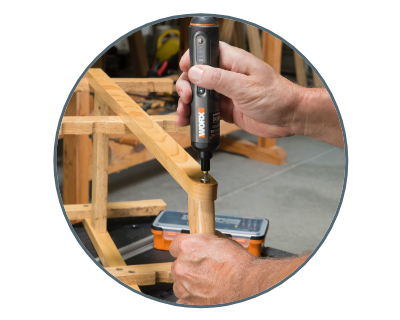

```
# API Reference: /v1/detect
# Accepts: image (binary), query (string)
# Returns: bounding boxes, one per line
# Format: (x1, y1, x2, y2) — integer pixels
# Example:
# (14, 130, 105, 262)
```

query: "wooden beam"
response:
(91, 94, 109, 233)
(87, 69, 218, 202)
(127, 31, 149, 78)
(219, 137, 287, 165)
(246, 25, 262, 59)
(262, 32, 283, 73)
(74, 77, 174, 94)
(64, 199, 166, 220)
(63, 92, 90, 205)
(60, 115, 239, 136)
(74, 78, 89, 92)
(220, 19, 235, 44)
(114, 78, 174, 94)
(83, 218, 141, 291)
(83, 218, 126, 267)
(294, 51, 308, 87)
(106, 263, 173, 286)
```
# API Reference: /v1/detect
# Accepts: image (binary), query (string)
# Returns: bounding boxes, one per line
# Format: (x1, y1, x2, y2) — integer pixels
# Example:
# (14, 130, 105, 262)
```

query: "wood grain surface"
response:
(64, 199, 166, 220)
(87, 69, 218, 202)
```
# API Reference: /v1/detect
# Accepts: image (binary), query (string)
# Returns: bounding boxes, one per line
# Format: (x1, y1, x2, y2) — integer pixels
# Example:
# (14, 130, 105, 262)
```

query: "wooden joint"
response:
(105, 263, 173, 286)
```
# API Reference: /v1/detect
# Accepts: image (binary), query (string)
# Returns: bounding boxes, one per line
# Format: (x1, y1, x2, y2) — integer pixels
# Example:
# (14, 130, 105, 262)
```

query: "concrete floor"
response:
(57, 130, 346, 255)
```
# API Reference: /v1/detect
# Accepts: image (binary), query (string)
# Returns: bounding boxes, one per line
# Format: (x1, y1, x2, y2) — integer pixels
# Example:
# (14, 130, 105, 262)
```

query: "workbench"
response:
(73, 216, 294, 303)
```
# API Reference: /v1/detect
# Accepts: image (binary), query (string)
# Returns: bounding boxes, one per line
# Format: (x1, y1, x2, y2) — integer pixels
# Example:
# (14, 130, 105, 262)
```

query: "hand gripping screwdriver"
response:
(189, 16, 220, 183)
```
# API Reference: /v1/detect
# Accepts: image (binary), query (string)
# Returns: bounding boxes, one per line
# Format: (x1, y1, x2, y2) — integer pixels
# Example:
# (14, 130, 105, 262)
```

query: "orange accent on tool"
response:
(190, 23, 218, 26)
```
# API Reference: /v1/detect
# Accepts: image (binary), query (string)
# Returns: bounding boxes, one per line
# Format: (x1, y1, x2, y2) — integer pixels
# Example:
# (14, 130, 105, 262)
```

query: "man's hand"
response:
(176, 42, 299, 139)
(169, 233, 257, 305)
(176, 42, 344, 148)
(170, 233, 310, 305)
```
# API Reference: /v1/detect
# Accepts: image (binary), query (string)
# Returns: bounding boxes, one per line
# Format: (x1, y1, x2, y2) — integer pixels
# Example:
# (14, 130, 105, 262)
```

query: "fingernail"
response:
(178, 90, 182, 97)
(189, 66, 203, 82)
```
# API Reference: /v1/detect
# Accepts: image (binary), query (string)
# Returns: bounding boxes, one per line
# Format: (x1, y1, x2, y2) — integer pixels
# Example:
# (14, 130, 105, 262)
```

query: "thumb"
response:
(188, 65, 248, 100)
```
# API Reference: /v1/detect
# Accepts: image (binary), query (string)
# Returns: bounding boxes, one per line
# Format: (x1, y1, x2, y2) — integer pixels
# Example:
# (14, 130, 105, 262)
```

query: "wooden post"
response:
(91, 94, 110, 233)
(220, 19, 235, 44)
(63, 92, 90, 205)
(188, 195, 215, 234)
(294, 51, 308, 87)
(127, 30, 149, 78)
(257, 32, 283, 149)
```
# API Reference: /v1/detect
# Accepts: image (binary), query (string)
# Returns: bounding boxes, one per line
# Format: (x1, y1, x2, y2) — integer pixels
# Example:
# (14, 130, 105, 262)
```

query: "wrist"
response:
(240, 255, 310, 298)
(287, 83, 309, 137)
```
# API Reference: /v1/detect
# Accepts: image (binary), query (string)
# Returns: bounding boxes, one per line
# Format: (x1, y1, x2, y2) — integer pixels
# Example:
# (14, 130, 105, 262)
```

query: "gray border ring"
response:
(53, 13, 348, 308)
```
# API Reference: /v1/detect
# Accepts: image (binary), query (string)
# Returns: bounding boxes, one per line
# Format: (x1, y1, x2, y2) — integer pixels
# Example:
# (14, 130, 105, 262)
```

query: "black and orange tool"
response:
(189, 16, 220, 183)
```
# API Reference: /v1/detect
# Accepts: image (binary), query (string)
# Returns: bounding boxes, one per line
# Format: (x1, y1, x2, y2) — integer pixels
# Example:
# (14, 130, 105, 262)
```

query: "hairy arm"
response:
(176, 42, 344, 148)
(293, 87, 344, 148)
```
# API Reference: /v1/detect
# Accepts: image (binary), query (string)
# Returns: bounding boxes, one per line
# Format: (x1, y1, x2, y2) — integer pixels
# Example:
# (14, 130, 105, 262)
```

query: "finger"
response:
(214, 230, 229, 239)
(173, 281, 186, 299)
(177, 99, 190, 118)
(176, 72, 192, 104)
(181, 42, 260, 75)
(188, 65, 250, 101)
(175, 115, 190, 127)
(179, 49, 190, 72)
(218, 41, 262, 75)
(169, 234, 188, 258)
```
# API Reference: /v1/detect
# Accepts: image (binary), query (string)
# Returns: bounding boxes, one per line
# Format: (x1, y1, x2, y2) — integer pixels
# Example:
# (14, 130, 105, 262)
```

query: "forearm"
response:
(292, 86, 344, 148)
(243, 255, 310, 297)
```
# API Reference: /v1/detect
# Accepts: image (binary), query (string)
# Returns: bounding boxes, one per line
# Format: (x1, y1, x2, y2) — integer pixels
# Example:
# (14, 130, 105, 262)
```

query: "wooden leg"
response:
(219, 137, 286, 165)
(262, 31, 282, 73)
(91, 94, 110, 233)
(257, 137, 276, 148)
(294, 51, 308, 87)
(63, 92, 90, 206)
(82, 218, 140, 291)
(188, 195, 215, 234)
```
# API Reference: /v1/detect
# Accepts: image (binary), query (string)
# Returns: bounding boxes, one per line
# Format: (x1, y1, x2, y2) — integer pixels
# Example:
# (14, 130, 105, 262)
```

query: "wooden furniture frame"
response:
(62, 19, 289, 215)
(62, 69, 227, 291)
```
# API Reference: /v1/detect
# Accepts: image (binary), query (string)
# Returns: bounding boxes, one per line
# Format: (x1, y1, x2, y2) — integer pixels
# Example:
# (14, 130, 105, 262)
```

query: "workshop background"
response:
(57, 18, 345, 255)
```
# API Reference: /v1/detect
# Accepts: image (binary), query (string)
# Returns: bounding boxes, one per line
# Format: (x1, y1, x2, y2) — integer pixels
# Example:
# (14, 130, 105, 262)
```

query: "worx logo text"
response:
(198, 108, 205, 138)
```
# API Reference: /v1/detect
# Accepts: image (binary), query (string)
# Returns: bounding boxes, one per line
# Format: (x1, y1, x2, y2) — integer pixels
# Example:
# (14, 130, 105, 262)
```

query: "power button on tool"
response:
(196, 36, 206, 64)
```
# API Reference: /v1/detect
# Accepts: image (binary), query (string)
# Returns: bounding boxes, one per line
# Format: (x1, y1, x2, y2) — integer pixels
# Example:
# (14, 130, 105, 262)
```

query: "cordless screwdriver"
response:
(189, 16, 220, 184)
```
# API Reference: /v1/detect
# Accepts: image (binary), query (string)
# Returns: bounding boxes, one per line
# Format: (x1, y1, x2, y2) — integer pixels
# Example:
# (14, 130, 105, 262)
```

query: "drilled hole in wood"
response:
(117, 268, 123, 271)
